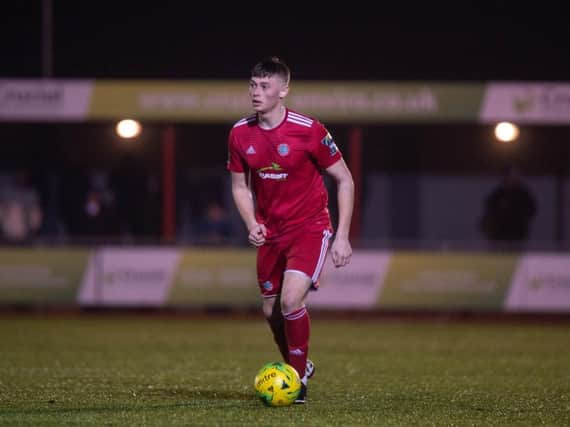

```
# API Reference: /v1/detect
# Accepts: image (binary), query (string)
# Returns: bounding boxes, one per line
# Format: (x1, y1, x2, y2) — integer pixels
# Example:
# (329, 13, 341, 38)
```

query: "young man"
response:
(227, 57, 354, 403)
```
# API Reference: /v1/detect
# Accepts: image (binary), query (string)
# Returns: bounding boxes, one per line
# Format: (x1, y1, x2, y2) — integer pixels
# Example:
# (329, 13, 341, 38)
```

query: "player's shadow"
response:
(142, 387, 252, 401)
(2, 389, 256, 417)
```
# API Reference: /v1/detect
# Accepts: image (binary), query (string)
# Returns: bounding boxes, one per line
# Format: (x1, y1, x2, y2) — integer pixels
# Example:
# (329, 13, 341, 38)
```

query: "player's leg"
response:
(257, 243, 288, 362)
(282, 228, 333, 403)
(261, 296, 288, 362)
(281, 270, 313, 383)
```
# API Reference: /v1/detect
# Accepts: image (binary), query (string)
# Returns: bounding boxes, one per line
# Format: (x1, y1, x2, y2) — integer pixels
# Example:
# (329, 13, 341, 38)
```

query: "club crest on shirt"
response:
(277, 143, 290, 156)
(321, 132, 338, 156)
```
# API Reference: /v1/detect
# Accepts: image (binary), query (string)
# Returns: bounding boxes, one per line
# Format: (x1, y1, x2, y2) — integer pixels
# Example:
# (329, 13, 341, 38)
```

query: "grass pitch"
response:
(0, 313, 569, 426)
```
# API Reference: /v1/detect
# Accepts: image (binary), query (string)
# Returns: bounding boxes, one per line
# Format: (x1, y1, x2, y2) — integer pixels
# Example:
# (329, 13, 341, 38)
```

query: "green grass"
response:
(0, 313, 569, 426)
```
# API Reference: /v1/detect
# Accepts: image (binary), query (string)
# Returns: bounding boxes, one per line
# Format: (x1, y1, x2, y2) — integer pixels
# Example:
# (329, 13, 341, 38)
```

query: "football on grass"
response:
(253, 362, 301, 406)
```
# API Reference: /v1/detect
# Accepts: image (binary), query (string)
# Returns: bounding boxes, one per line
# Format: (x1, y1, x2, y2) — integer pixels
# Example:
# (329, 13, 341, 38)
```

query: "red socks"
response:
(283, 306, 310, 381)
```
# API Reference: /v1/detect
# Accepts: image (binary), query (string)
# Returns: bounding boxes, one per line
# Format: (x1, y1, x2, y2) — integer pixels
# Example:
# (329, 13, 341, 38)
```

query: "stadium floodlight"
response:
(494, 121, 519, 143)
(116, 119, 142, 139)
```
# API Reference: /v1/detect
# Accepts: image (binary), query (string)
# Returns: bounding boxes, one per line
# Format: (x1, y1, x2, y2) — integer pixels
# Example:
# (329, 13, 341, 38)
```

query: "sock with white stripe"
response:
(283, 306, 310, 382)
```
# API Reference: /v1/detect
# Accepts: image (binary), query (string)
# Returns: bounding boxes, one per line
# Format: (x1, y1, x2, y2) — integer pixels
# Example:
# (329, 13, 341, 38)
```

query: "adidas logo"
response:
(246, 145, 256, 155)
(289, 348, 304, 356)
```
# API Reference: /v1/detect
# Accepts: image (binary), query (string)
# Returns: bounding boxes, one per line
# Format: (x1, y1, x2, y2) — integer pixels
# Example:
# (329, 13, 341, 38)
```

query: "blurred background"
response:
(0, 2, 569, 312)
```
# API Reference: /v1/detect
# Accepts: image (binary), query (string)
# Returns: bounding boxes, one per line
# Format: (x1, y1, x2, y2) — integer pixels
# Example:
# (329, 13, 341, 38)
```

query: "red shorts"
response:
(257, 226, 333, 298)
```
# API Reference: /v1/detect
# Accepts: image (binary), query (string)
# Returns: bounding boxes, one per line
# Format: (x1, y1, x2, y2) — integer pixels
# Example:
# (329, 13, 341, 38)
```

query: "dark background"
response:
(2, 2, 570, 80)
(1, 1, 569, 243)
(2, 1, 570, 176)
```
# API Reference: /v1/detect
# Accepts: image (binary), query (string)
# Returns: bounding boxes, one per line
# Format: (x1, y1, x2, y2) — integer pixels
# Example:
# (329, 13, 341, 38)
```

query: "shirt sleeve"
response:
(309, 120, 342, 169)
(226, 129, 247, 173)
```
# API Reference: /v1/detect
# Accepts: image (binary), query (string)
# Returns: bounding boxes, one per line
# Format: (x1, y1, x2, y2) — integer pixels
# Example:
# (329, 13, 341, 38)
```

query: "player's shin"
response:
(267, 315, 289, 362)
(283, 306, 310, 383)
(264, 297, 289, 362)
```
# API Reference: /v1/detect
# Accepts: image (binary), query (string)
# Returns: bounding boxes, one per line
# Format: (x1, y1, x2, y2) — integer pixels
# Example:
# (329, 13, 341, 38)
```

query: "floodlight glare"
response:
(116, 119, 142, 139)
(494, 122, 519, 143)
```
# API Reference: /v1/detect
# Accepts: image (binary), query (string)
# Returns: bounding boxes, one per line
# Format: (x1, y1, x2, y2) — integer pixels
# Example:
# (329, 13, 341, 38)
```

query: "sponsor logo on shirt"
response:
(257, 163, 288, 181)
(246, 145, 256, 155)
(321, 132, 338, 156)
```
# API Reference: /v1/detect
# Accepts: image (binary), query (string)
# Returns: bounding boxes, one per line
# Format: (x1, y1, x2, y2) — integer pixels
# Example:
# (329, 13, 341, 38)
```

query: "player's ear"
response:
(279, 84, 289, 99)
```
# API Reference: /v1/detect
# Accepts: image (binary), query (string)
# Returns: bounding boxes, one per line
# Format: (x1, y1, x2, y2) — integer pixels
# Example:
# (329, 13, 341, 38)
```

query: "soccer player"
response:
(227, 57, 354, 404)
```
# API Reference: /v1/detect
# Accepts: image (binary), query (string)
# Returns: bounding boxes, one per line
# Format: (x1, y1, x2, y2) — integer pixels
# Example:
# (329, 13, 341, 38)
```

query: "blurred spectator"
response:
(82, 170, 120, 237)
(0, 170, 43, 242)
(58, 153, 88, 237)
(140, 173, 162, 238)
(480, 166, 537, 243)
(196, 201, 233, 244)
(113, 154, 161, 239)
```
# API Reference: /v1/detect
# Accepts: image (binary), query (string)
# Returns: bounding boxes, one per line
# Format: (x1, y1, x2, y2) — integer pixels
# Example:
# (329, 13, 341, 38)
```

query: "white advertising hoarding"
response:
(480, 83, 570, 124)
(307, 251, 391, 308)
(0, 79, 93, 121)
(78, 248, 181, 306)
(505, 255, 570, 312)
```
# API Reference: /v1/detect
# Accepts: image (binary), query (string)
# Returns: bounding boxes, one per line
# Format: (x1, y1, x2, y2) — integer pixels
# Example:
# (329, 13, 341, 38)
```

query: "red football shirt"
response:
(227, 109, 342, 237)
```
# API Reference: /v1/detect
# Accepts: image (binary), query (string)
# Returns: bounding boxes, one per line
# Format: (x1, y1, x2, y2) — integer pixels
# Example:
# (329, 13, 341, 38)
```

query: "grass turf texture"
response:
(0, 314, 569, 426)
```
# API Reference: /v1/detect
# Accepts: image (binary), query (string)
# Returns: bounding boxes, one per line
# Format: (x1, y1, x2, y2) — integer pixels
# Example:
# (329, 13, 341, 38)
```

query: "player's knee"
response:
(262, 299, 277, 319)
(262, 306, 273, 320)
(280, 296, 303, 315)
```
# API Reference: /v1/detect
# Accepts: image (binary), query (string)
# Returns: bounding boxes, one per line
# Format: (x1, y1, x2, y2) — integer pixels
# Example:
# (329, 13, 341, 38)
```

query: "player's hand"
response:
(330, 236, 352, 268)
(248, 223, 267, 247)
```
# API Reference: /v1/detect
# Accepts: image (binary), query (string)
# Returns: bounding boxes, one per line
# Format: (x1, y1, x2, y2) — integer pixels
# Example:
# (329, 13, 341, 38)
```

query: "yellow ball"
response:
(253, 362, 301, 407)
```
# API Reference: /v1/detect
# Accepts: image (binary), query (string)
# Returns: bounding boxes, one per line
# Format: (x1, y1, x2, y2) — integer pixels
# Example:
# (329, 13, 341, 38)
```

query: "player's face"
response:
(249, 75, 288, 113)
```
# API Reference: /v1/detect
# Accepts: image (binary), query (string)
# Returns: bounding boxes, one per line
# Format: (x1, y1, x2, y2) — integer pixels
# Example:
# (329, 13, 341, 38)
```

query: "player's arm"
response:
(325, 158, 354, 267)
(231, 171, 266, 247)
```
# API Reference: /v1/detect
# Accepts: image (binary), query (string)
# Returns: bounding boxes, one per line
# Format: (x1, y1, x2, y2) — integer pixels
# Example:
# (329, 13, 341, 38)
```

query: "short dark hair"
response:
(251, 56, 290, 83)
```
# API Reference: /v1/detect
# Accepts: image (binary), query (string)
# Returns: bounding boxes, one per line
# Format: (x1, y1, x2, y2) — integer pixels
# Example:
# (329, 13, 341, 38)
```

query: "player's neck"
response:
(258, 104, 286, 130)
